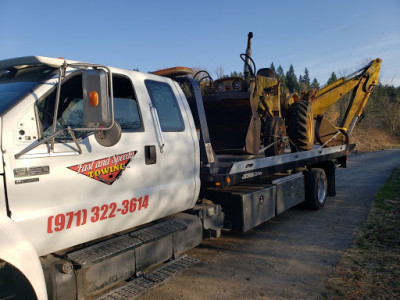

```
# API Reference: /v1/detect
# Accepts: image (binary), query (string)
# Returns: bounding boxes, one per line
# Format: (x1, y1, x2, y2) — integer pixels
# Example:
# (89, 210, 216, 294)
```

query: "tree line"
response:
(153, 63, 400, 138)
(222, 63, 400, 137)
(221, 63, 340, 93)
(269, 63, 320, 93)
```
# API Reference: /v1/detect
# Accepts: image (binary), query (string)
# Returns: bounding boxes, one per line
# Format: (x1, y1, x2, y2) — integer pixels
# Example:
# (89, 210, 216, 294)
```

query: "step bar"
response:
(95, 255, 199, 300)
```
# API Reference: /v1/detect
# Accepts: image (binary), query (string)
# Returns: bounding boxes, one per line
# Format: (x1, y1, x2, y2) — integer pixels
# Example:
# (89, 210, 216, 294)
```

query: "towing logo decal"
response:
(68, 151, 137, 185)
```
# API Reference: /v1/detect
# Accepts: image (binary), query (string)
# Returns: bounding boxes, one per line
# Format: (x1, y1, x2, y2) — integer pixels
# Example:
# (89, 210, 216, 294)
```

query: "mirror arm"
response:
(51, 62, 67, 151)
(15, 63, 117, 159)
(15, 128, 69, 159)
(99, 66, 114, 126)
(67, 127, 82, 154)
(14, 127, 84, 159)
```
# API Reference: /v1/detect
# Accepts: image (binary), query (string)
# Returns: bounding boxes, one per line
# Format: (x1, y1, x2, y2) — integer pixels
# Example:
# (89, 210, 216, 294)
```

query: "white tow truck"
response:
(0, 52, 369, 300)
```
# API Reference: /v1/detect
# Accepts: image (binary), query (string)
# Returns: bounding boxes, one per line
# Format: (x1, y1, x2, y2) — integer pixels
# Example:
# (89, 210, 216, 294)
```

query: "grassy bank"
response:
(324, 168, 400, 299)
(350, 128, 400, 152)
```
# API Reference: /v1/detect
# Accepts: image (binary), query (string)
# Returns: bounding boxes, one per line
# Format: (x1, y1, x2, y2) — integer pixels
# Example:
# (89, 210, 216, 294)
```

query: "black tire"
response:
(305, 168, 327, 210)
(287, 100, 314, 151)
(264, 117, 287, 157)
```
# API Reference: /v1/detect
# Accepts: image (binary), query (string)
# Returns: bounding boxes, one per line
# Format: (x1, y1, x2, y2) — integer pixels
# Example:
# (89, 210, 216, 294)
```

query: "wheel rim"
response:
(264, 117, 286, 156)
(317, 177, 326, 204)
(307, 113, 313, 143)
(277, 124, 286, 151)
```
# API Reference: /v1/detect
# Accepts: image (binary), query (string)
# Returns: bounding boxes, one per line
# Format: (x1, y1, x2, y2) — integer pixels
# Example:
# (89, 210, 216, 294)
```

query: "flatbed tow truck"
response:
(0, 33, 380, 299)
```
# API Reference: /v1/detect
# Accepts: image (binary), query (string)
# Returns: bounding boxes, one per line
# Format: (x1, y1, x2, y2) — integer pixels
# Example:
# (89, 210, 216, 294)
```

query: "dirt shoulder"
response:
(324, 168, 400, 299)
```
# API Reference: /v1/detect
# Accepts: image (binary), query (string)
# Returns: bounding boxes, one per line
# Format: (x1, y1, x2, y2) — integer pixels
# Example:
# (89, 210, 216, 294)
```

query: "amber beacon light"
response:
(89, 91, 99, 106)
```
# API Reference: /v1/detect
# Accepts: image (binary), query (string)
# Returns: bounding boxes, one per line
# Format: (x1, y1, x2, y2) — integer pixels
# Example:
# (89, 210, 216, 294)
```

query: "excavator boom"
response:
(311, 58, 382, 133)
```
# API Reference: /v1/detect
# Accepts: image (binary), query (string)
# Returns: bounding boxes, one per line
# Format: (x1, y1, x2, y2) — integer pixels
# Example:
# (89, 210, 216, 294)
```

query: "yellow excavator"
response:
(242, 34, 382, 156)
(153, 32, 382, 156)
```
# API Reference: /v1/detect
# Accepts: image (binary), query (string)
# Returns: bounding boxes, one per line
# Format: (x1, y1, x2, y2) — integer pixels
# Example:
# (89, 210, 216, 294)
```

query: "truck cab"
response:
(0, 56, 200, 299)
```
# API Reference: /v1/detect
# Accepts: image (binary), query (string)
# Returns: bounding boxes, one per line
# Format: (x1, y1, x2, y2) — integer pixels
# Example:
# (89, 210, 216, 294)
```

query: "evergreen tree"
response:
(230, 71, 243, 77)
(311, 77, 320, 89)
(285, 65, 299, 93)
(299, 68, 311, 91)
(303, 68, 311, 89)
(276, 65, 285, 80)
(327, 72, 338, 85)
(276, 65, 288, 92)
(270, 62, 276, 73)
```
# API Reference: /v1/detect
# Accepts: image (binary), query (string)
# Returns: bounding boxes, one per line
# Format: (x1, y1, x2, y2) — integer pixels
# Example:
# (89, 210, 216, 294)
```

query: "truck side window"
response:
(145, 80, 184, 132)
(113, 75, 143, 131)
(37, 73, 142, 140)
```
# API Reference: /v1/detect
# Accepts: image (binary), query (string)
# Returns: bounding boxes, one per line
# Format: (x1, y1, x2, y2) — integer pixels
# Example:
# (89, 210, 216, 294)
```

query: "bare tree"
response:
(214, 66, 225, 79)
(190, 66, 210, 80)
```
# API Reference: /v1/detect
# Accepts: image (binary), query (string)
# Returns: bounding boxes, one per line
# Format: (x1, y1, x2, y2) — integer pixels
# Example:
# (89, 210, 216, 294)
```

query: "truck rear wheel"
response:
(264, 117, 286, 157)
(287, 100, 314, 151)
(305, 168, 327, 210)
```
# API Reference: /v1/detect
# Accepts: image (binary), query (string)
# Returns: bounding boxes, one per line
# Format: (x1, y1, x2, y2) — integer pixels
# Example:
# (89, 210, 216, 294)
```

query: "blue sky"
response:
(1, 0, 399, 86)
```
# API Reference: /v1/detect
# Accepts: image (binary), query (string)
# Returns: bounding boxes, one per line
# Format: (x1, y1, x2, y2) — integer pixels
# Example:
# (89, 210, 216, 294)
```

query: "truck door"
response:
(144, 78, 199, 217)
(3, 71, 160, 256)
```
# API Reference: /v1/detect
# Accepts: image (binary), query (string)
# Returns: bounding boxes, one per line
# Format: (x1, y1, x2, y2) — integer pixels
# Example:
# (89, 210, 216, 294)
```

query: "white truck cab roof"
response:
(0, 56, 82, 70)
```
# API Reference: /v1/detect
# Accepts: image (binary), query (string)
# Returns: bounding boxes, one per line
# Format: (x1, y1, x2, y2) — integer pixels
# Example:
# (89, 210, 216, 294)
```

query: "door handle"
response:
(145, 145, 157, 165)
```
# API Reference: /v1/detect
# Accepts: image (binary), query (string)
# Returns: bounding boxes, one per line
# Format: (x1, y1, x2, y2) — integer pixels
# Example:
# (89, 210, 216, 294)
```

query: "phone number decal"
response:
(47, 195, 149, 234)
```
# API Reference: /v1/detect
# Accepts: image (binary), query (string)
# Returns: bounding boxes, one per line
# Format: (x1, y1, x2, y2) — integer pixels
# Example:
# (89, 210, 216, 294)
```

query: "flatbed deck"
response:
(204, 144, 353, 187)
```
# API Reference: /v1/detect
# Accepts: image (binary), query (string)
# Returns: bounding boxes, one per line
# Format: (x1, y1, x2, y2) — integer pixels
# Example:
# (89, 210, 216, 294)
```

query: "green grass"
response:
(374, 168, 400, 210)
(325, 167, 400, 299)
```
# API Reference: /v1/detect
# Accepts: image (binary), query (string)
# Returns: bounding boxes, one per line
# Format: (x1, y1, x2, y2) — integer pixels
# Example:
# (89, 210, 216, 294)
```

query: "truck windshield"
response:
(0, 66, 56, 115)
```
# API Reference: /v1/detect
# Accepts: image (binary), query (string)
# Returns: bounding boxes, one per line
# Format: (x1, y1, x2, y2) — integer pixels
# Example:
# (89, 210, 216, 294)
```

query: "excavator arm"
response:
(311, 58, 381, 147)
(312, 58, 381, 131)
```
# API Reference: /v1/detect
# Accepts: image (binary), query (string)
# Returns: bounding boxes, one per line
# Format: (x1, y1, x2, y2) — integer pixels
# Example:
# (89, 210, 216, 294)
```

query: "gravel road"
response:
(142, 149, 400, 300)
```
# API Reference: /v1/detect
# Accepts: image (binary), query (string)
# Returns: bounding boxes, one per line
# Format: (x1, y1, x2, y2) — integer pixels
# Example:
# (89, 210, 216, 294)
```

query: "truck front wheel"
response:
(0, 262, 36, 300)
(305, 168, 327, 210)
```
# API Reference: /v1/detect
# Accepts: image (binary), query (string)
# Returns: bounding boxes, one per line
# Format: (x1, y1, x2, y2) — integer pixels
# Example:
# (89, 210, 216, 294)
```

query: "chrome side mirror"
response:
(82, 69, 113, 129)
